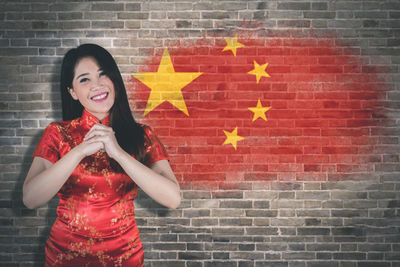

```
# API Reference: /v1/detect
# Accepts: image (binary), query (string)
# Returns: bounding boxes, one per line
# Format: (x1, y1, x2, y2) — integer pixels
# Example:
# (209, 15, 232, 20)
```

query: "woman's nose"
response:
(90, 77, 102, 89)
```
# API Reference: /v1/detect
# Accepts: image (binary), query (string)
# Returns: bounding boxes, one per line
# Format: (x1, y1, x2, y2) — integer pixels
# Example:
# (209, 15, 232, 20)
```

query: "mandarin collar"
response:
(80, 109, 110, 128)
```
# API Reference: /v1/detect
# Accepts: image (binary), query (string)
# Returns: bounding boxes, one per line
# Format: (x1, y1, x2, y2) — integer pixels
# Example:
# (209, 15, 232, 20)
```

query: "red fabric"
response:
(33, 109, 168, 267)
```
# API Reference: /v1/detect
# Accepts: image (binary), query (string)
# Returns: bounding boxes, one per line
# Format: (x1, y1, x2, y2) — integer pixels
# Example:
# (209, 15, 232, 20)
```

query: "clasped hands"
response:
(76, 124, 123, 159)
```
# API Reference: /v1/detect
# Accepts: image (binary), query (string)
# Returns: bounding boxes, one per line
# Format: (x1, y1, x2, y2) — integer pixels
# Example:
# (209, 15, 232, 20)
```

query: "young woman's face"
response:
(69, 57, 115, 120)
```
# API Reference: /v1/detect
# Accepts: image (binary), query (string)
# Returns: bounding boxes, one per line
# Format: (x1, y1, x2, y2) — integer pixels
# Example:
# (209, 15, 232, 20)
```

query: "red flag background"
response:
(128, 29, 390, 188)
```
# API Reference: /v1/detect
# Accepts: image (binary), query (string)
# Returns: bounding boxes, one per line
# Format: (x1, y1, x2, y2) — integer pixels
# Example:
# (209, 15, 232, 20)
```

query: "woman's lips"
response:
(91, 92, 109, 102)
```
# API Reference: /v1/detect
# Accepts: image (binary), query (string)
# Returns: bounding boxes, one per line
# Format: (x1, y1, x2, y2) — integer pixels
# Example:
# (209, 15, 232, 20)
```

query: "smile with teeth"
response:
(91, 92, 109, 102)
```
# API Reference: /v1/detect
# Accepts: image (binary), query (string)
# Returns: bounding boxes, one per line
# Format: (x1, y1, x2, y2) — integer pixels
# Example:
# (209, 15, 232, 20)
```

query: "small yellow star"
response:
(247, 60, 270, 83)
(222, 35, 245, 56)
(222, 127, 245, 150)
(248, 99, 271, 122)
(134, 48, 202, 116)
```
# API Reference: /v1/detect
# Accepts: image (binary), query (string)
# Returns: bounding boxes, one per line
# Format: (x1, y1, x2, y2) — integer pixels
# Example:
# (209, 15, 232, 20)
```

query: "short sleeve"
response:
(32, 123, 60, 163)
(143, 125, 169, 167)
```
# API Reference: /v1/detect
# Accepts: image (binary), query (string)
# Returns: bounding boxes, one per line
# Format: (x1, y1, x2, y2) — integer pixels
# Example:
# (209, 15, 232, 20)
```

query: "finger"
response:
(85, 124, 103, 137)
(85, 129, 106, 138)
(89, 141, 104, 149)
(84, 132, 112, 143)
(85, 123, 111, 136)
(84, 135, 105, 143)
(96, 142, 105, 152)
(87, 124, 113, 136)
(84, 135, 110, 144)
(85, 138, 108, 154)
(94, 123, 112, 131)
(84, 128, 113, 141)
(83, 141, 104, 156)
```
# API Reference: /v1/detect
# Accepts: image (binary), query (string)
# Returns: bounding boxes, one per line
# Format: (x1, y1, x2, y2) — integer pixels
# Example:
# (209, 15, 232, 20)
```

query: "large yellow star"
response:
(248, 99, 271, 122)
(248, 60, 270, 83)
(222, 127, 245, 150)
(222, 35, 244, 56)
(133, 48, 202, 116)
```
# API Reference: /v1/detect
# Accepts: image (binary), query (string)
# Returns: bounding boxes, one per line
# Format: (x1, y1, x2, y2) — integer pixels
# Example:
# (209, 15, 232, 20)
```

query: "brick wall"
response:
(1, 1, 399, 266)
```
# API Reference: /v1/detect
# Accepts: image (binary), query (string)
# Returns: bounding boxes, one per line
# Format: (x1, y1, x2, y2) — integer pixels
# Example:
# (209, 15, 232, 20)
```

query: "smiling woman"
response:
(68, 57, 115, 120)
(22, 44, 181, 267)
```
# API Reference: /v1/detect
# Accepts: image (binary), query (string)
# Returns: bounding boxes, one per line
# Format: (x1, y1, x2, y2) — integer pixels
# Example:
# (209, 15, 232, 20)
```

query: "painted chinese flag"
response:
(128, 30, 389, 187)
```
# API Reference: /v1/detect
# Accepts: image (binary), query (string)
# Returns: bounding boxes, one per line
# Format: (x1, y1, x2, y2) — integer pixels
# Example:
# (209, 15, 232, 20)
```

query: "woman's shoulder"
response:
(138, 123, 161, 144)
(45, 117, 80, 134)
(138, 123, 159, 138)
(139, 123, 151, 132)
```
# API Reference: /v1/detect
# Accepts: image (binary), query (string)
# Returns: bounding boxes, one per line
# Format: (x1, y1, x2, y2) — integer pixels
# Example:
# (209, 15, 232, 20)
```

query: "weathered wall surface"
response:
(1, 1, 399, 266)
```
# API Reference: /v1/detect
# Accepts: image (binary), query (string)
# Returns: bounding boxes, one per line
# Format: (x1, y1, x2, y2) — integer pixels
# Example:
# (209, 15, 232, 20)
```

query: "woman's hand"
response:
(83, 124, 124, 159)
(74, 138, 104, 158)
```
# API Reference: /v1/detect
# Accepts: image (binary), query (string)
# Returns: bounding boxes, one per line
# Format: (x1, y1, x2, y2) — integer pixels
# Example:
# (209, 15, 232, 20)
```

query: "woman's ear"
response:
(68, 87, 79, 100)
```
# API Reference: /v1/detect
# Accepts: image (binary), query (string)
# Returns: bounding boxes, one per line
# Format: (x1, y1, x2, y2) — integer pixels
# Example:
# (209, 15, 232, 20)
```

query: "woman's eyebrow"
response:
(75, 68, 103, 80)
(75, 73, 89, 80)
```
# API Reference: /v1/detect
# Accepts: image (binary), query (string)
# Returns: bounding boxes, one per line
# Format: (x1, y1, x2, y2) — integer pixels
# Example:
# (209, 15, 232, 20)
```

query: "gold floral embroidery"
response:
(84, 183, 108, 200)
(54, 241, 92, 265)
(110, 197, 135, 234)
(96, 250, 111, 267)
(115, 182, 124, 193)
(114, 237, 143, 267)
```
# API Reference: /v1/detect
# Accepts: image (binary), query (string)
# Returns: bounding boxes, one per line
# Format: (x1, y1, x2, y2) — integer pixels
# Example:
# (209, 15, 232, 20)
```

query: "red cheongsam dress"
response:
(32, 109, 169, 267)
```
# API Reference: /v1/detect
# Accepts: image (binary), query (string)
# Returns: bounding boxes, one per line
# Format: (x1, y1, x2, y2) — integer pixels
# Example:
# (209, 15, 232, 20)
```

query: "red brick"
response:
(244, 172, 278, 180)
(303, 146, 322, 154)
(269, 163, 303, 172)
(328, 120, 347, 128)
(296, 172, 327, 181)
(271, 83, 288, 91)
(353, 155, 381, 164)
(297, 155, 330, 163)
(249, 154, 279, 163)
(263, 92, 296, 99)
(318, 111, 353, 119)
(178, 146, 215, 154)
(321, 164, 336, 172)
(349, 92, 381, 100)
(302, 129, 321, 136)
(322, 146, 358, 154)
(278, 138, 296, 145)
(344, 65, 362, 73)
(310, 66, 343, 73)
(309, 47, 342, 56)
(284, 38, 317, 47)
(318, 56, 336, 64)
(253, 164, 269, 171)
(258, 47, 291, 55)
(321, 128, 369, 136)
(174, 119, 193, 128)
(296, 137, 329, 146)
(270, 129, 302, 136)
(337, 164, 373, 172)
(295, 120, 329, 128)
(269, 65, 291, 73)
(304, 164, 321, 172)
(270, 147, 303, 154)
(330, 155, 353, 163)
(279, 155, 296, 163)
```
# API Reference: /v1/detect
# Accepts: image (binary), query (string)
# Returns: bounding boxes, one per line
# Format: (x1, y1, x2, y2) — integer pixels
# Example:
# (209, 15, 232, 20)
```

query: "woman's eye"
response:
(99, 71, 106, 77)
(79, 78, 89, 83)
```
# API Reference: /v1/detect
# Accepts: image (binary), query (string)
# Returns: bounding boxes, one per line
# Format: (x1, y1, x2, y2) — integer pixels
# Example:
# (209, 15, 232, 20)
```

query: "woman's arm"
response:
(23, 141, 103, 209)
(115, 153, 181, 209)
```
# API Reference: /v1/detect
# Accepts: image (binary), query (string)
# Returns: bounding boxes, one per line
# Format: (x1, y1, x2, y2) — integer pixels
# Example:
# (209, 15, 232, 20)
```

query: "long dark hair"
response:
(60, 43, 145, 162)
